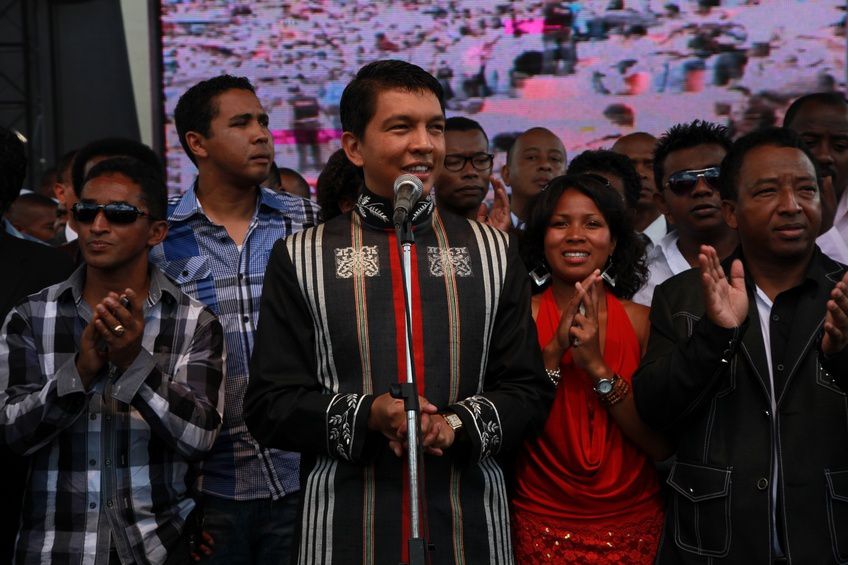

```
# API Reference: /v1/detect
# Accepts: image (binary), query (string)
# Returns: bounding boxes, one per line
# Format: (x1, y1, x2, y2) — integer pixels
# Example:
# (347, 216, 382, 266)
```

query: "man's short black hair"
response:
(278, 167, 310, 197)
(0, 126, 27, 214)
(445, 116, 489, 144)
(567, 149, 641, 210)
(783, 92, 848, 128)
(340, 60, 445, 140)
(7, 192, 57, 214)
(83, 156, 168, 221)
(719, 127, 821, 201)
(72, 138, 163, 197)
(653, 120, 732, 191)
(175, 74, 257, 164)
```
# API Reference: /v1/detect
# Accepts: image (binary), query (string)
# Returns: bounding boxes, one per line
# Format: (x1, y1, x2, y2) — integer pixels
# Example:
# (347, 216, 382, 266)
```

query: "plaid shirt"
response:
(150, 184, 319, 500)
(0, 266, 225, 565)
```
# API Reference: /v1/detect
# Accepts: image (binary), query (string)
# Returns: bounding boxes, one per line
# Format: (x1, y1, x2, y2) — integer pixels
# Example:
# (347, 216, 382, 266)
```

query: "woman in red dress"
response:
(512, 174, 671, 563)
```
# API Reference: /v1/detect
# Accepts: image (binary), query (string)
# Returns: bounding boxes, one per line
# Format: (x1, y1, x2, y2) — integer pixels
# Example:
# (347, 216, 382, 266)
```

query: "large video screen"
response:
(160, 0, 846, 195)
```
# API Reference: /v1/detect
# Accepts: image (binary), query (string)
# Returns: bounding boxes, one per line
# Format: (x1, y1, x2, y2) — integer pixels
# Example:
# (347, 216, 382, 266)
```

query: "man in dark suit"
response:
(0, 127, 74, 563)
(634, 127, 848, 563)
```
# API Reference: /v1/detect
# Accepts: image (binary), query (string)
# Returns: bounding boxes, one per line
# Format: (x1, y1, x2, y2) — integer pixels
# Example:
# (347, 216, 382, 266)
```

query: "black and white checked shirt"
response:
(0, 266, 225, 565)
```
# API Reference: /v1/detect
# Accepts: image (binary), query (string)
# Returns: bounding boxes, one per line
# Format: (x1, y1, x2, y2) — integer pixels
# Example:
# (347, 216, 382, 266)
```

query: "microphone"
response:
(393, 174, 424, 227)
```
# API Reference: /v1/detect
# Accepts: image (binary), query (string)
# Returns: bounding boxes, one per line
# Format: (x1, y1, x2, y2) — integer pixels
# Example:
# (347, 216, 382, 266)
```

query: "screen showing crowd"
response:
(160, 0, 846, 194)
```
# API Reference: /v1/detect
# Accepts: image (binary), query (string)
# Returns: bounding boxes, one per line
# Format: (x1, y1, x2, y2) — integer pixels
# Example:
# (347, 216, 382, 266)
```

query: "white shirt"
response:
(753, 286, 784, 557)
(817, 189, 848, 264)
(64, 223, 78, 243)
(641, 214, 668, 249)
(510, 210, 526, 231)
(632, 231, 691, 306)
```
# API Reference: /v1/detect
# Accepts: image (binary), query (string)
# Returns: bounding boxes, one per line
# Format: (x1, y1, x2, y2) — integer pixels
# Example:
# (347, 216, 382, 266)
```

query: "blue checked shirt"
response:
(0, 266, 225, 565)
(150, 184, 319, 500)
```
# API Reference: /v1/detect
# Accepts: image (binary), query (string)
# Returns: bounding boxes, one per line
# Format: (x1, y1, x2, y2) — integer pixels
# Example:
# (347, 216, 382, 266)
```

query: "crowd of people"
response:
(1, 55, 848, 565)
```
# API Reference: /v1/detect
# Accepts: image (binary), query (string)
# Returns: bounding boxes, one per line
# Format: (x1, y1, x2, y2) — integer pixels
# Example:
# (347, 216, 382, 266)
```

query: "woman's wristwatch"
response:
(593, 374, 629, 407)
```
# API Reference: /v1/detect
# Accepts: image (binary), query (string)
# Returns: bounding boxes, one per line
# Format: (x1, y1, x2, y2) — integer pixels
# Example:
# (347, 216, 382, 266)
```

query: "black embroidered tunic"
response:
(245, 189, 552, 565)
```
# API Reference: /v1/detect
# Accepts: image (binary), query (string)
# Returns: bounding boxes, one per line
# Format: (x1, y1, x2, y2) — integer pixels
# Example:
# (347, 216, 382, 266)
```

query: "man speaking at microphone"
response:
(244, 59, 552, 564)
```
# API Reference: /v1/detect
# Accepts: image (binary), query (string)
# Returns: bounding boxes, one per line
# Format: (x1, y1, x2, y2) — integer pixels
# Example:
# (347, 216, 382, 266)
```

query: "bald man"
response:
(612, 132, 667, 245)
(5, 193, 58, 244)
(784, 92, 848, 264)
(502, 127, 566, 229)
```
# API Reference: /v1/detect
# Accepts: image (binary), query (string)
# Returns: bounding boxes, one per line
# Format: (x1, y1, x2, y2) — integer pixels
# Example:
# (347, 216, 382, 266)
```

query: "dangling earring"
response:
(601, 256, 616, 287)
(529, 262, 551, 288)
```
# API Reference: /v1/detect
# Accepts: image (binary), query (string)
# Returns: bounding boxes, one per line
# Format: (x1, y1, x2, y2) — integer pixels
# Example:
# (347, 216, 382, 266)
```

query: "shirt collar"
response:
(732, 245, 843, 296)
(168, 179, 284, 222)
(354, 185, 434, 231)
(56, 264, 180, 308)
(641, 214, 667, 246)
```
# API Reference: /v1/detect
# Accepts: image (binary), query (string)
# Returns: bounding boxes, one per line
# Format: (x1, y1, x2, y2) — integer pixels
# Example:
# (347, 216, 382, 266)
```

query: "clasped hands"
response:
(368, 392, 455, 458)
(76, 289, 144, 389)
(543, 270, 612, 381)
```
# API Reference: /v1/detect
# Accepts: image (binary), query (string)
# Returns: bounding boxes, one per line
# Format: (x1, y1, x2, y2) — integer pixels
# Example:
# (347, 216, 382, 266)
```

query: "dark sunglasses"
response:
(72, 202, 149, 224)
(666, 166, 721, 195)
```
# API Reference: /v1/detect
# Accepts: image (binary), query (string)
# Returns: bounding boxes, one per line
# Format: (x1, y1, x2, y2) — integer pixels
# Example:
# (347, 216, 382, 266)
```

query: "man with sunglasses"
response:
(150, 75, 319, 565)
(633, 121, 737, 306)
(634, 127, 848, 563)
(0, 156, 225, 564)
(435, 116, 510, 230)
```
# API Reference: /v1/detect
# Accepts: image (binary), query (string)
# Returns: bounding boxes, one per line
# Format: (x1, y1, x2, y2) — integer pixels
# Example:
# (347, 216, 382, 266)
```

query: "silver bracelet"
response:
(545, 368, 561, 386)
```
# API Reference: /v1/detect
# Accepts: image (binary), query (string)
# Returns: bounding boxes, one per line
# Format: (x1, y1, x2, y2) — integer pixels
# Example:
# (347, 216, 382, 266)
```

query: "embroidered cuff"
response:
(450, 395, 503, 462)
(326, 393, 371, 462)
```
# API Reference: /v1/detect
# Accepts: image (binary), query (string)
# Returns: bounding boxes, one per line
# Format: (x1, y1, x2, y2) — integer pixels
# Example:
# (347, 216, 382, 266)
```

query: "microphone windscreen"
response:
(393, 174, 424, 201)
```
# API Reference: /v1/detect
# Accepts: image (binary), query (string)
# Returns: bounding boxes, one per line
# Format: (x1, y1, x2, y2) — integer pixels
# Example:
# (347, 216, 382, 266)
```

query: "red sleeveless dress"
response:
(511, 288, 664, 563)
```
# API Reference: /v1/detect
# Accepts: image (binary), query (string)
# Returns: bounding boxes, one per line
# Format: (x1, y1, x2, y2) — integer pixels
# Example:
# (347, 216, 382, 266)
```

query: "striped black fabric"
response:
(246, 189, 553, 565)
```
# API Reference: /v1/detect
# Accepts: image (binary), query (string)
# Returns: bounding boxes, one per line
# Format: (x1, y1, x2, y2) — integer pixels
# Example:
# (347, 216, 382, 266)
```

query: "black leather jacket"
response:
(634, 249, 848, 564)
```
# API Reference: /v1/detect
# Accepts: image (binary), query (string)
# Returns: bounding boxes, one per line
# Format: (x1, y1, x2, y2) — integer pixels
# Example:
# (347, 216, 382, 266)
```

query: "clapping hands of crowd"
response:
(76, 289, 144, 389)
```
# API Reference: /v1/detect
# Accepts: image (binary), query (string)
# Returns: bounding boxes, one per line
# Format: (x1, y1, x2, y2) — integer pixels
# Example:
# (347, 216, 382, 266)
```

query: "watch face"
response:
(596, 380, 614, 395)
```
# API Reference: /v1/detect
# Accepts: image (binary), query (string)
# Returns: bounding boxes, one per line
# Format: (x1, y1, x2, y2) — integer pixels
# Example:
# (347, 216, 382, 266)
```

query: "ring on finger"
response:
(111, 324, 126, 337)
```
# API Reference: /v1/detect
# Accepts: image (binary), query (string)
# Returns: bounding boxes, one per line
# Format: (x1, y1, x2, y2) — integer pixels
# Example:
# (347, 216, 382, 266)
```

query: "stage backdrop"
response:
(159, 0, 846, 194)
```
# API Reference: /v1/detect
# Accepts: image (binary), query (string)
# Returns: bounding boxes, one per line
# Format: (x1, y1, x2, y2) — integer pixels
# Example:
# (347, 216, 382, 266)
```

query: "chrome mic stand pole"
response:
(391, 214, 429, 565)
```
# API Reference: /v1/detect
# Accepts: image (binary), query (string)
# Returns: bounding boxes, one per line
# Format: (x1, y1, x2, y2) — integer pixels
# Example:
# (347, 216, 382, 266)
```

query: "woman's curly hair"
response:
(520, 174, 648, 299)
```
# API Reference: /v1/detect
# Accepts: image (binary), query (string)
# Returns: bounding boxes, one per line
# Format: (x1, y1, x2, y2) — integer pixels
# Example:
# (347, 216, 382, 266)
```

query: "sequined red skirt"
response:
(512, 506, 664, 564)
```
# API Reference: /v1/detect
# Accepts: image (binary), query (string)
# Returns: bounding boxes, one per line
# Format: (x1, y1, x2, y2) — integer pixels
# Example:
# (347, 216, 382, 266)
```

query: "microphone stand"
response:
(391, 212, 430, 565)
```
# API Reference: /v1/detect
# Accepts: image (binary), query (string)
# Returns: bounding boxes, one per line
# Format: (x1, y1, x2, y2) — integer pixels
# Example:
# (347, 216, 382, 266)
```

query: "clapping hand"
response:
(823, 272, 848, 356)
(477, 177, 512, 232)
(699, 245, 747, 329)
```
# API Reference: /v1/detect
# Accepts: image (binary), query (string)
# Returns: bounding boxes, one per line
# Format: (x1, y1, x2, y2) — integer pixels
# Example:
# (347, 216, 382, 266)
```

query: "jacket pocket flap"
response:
(668, 461, 732, 502)
(160, 255, 211, 284)
(826, 469, 848, 503)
